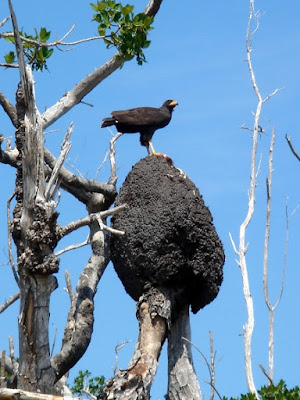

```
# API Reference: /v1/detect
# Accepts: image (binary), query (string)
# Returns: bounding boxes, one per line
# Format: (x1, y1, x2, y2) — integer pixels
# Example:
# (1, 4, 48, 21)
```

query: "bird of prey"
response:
(101, 100, 178, 155)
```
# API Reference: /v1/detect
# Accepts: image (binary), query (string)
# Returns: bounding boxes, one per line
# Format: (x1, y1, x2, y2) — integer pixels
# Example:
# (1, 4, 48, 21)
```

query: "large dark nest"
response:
(110, 156, 225, 314)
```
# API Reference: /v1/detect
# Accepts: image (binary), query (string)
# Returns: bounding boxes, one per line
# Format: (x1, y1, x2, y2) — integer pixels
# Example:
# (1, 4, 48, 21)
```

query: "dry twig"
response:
(0, 292, 20, 314)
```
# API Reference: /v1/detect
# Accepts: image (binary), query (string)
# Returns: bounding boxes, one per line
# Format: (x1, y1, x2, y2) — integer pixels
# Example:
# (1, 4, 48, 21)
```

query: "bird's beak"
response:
(170, 100, 178, 106)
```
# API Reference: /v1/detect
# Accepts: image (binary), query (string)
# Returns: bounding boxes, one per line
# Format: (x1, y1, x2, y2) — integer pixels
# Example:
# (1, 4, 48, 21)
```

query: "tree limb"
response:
(0, 292, 20, 314)
(0, 134, 18, 167)
(40, 0, 165, 130)
(57, 204, 128, 239)
(285, 134, 300, 162)
(44, 147, 117, 200)
(0, 92, 18, 127)
(52, 220, 110, 381)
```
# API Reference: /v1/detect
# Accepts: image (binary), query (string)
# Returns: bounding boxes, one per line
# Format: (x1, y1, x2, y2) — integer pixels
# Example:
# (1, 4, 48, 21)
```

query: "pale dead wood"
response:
(182, 334, 222, 400)
(57, 203, 128, 239)
(64, 270, 75, 304)
(109, 132, 123, 185)
(263, 126, 275, 381)
(0, 63, 19, 68)
(8, 336, 18, 385)
(209, 331, 216, 400)
(0, 292, 20, 314)
(45, 123, 73, 201)
(113, 340, 131, 375)
(0, 388, 71, 400)
(44, 147, 116, 199)
(0, 135, 18, 167)
(0, 16, 10, 28)
(229, 1, 280, 396)
(168, 307, 202, 400)
(0, 350, 6, 389)
(55, 235, 90, 257)
(100, 297, 167, 400)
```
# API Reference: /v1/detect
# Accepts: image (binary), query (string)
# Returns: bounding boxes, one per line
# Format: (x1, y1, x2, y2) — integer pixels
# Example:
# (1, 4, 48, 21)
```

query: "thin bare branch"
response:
(45, 123, 73, 201)
(182, 337, 222, 400)
(44, 147, 116, 200)
(1, 27, 107, 49)
(0, 292, 20, 314)
(109, 132, 123, 185)
(0, 16, 10, 28)
(263, 126, 276, 381)
(113, 340, 131, 375)
(0, 91, 18, 127)
(209, 331, 216, 400)
(57, 204, 128, 239)
(0, 63, 19, 68)
(55, 235, 90, 257)
(263, 126, 275, 312)
(285, 134, 300, 162)
(64, 270, 75, 305)
(259, 364, 273, 386)
(0, 134, 18, 167)
(96, 150, 109, 180)
(9, 336, 19, 381)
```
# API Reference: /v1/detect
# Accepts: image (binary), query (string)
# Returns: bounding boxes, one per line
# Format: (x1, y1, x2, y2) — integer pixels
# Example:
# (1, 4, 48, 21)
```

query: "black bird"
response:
(101, 100, 178, 155)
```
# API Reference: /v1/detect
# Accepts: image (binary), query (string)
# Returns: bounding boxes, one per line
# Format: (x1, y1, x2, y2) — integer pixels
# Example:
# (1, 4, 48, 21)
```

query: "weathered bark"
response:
(99, 289, 168, 400)
(9, 2, 59, 392)
(0, 387, 68, 400)
(52, 218, 110, 381)
(167, 306, 202, 400)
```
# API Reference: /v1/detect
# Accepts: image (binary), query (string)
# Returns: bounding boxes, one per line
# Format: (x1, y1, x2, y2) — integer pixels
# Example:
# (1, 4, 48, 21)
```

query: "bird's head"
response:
(163, 99, 178, 111)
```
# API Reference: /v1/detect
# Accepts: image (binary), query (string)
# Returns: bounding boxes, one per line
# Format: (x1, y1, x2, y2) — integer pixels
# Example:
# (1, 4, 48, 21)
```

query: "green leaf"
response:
(39, 27, 51, 43)
(4, 51, 15, 64)
(121, 4, 134, 16)
(4, 36, 15, 44)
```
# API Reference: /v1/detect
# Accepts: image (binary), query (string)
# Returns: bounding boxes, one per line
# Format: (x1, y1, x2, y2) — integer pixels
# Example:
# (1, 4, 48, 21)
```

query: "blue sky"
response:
(0, 1, 300, 398)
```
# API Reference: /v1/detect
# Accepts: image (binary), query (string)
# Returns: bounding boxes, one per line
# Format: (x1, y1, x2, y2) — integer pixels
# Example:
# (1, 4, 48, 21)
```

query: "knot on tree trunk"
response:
(110, 156, 225, 314)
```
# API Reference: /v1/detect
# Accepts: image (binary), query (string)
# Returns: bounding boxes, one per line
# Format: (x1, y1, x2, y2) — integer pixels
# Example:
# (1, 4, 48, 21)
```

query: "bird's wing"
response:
(112, 107, 169, 128)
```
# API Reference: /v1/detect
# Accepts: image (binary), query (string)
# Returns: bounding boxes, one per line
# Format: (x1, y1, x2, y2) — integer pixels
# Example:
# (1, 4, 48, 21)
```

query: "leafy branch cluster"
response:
(4, 27, 53, 71)
(223, 380, 300, 400)
(70, 369, 105, 398)
(90, 0, 153, 65)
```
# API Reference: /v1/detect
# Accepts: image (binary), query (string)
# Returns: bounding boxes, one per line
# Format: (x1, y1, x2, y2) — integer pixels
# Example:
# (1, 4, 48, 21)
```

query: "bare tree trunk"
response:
(9, 3, 59, 391)
(167, 306, 202, 400)
(99, 290, 167, 400)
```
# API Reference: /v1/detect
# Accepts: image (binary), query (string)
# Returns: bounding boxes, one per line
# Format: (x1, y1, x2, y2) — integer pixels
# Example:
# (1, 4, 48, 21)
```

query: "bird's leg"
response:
(146, 143, 151, 155)
(148, 140, 163, 157)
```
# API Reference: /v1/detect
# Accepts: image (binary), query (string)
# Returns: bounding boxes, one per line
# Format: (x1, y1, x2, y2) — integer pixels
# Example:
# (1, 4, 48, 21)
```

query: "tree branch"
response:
(44, 147, 117, 201)
(52, 219, 111, 381)
(0, 92, 18, 127)
(45, 123, 73, 201)
(0, 16, 10, 28)
(0, 134, 18, 167)
(40, 0, 165, 130)
(285, 134, 300, 162)
(57, 204, 128, 239)
(0, 292, 20, 314)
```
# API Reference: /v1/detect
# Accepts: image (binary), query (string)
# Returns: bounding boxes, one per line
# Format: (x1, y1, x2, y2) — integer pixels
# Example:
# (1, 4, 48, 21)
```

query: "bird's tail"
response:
(101, 117, 115, 128)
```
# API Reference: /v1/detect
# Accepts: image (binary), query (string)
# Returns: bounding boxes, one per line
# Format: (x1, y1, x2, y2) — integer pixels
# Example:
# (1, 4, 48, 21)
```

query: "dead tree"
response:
(0, 0, 165, 396)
